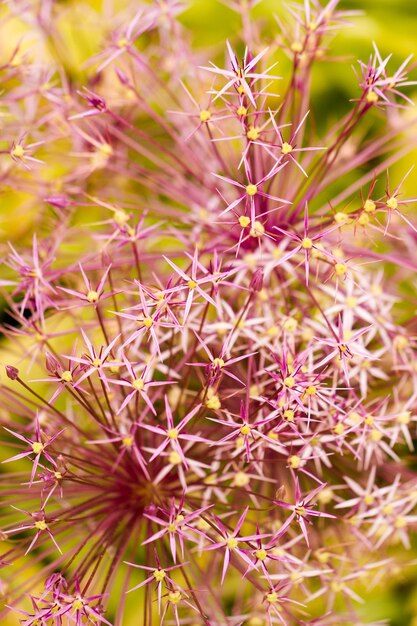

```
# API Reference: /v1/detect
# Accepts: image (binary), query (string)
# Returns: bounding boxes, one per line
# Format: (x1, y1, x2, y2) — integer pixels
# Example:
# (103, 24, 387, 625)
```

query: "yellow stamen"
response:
(31, 442, 44, 455)
(61, 370, 73, 383)
(281, 142, 293, 155)
(199, 109, 211, 122)
(132, 379, 145, 391)
(87, 290, 99, 303)
(247, 126, 260, 141)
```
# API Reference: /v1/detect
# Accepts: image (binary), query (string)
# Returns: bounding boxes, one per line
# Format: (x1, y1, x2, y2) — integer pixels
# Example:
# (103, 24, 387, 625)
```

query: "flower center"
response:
(167, 428, 179, 440)
(281, 142, 293, 155)
(87, 290, 99, 303)
(31, 442, 44, 455)
(61, 370, 73, 383)
(132, 379, 145, 391)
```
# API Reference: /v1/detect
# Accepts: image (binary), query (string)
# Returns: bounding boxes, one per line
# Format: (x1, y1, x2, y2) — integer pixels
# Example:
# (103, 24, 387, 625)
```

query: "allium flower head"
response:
(1, 1, 417, 625)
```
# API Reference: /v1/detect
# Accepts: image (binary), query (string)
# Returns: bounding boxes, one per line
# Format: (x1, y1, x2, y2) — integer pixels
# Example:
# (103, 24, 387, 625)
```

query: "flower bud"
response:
(250, 268, 264, 292)
(5, 365, 19, 380)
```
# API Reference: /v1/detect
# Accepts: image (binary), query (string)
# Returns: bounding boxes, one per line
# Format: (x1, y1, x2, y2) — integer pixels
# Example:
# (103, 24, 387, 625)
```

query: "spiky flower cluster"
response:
(1, 1, 417, 625)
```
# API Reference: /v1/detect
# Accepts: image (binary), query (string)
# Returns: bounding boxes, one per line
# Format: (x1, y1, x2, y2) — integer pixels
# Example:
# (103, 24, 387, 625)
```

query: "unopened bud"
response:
(44, 196, 72, 209)
(45, 352, 61, 375)
(6, 365, 19, 380)
(250, 268, 264, 292)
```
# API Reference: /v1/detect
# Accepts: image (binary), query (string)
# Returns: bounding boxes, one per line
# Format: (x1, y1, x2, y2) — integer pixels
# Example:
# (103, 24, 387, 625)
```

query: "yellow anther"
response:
(87, 290, 99, 303)
(281, 142, 293, 155)
(234, 471, 250, 487)
(333, 423, 345, 436)
(364, 494, 374, 505)
(109, 363, 120, 374)
(239, 215, 251, 228)
(246, 183, 258, 196)
(386, 196, 398, 210)
(61, 370, 73, 383)
(364, 199, 376, 213)
(347, 411, 361, 425)
(247, 126, 260, 141)
(291, 41, 303, 53)
(247, 618, 264, 626)
(288, 454, 302, 469)
(284, 409, 295, 422)
(168, 450, 182, 465)
(283, 376, 295, 388)
(283, 318, 298, 333)
(318, 487, 334, 504)
(244, 253, 256, 268)
(167, 428, 179, 440)
(255, 548, 267, 561)
(308, 21, 318, 31)
(122, 435, 134, 447)
(98, 143, 113, 156)
(266, 591, 278, 604)
(205, 392, 221, 410)
(237, 105, 247, 117)
(153, 569, 166, 582)
(226, 537, 239, 549)
(199, 109, 211, 122)
(316, 550, 330, 563)
(365, 90, 378, 103)
(114, 210, 129, 225)
(364, 414, 374, 426)
(240, 424, 251, 436)
(395, 516, 407, 529)
(334, 262, 347, 276)
(132, 379, 145, 391)
(168, 591, 182, 605)
(394, 335, 408, 351)
(305, 385, 316, 396)
(11, 144, 25, 158)
(34, 520, 47, 531)
(295, 505, 306, 516)
(142, 317, 153, 328)
(330, 581, 344, 593)
(358, 212, 370, 226)
(370, 429, 382, 442)
(250, 221, 265, 237)
(264, 325, 277, 338)
(383, 504, 393, 515)
(54, 471, 62, 479)
(346, 296, 357, 308)
(204, 473, 217, 485)
(397, 411, 411, 425)
(31, 441, 44, 455)
(212, 357, 225, 368)
(72, 599, 84, 610)
(334, 212, 349, 224)
(117, 37, 129, 48)
(237, 85, 246, 94)
(92, 358, 102, 368)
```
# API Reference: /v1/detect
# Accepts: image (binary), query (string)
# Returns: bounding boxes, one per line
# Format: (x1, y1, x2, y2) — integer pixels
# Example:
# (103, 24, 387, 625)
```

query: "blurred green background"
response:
(0, 1, 417, 624)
